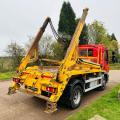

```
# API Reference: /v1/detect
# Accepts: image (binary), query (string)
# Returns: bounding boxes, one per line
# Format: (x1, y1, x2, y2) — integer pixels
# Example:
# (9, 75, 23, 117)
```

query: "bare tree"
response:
(6, 42, 25, 69)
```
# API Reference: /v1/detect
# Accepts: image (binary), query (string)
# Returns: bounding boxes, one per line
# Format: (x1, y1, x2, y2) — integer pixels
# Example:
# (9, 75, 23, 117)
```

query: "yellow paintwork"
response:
(9, 8, 103, 103)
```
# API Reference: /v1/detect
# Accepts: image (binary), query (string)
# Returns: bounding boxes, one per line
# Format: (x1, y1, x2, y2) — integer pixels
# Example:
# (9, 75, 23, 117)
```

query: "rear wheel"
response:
(60, 84, 83, 109)
(69, 85, 82, 109)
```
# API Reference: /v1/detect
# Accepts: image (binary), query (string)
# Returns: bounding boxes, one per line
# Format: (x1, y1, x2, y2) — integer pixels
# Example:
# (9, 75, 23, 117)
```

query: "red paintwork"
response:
(79, 44, 109, 72)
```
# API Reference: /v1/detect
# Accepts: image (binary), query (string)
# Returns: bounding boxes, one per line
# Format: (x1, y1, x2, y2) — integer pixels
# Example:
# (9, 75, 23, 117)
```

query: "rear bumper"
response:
(19, 88, 50, 101)
(18, 88, 58, 113)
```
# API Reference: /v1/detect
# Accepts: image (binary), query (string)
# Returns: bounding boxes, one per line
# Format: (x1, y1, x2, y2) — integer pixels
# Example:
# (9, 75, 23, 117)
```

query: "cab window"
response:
(80, 49, 93, 57)
(80, 49, 87, 56)
(88, 49, 93, 56)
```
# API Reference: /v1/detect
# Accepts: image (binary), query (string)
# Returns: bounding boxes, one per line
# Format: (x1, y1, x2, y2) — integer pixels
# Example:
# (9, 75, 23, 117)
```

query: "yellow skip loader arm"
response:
(59, 8, 94, 81)
(64, 8, 89, 62)
(18, 17, 51, 72)
(49, 8, 90, 101)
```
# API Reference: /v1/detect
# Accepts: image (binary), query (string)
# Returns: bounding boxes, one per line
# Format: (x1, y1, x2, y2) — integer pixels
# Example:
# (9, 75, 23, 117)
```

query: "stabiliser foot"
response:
(8, 87, 16, 95)
(44, 101, 57, 113)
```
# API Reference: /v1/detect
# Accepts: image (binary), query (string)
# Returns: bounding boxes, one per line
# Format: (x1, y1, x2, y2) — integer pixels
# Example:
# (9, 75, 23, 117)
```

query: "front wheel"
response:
(97, 76, 107, 91)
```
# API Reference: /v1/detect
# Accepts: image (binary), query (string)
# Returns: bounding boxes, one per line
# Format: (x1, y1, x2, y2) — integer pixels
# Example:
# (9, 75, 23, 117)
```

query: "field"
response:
(110, 63, 120, 70)
(0, 72, 14, 80)
(0, 57, 14, 80)
(0, 57, 13, 72)
(68, 84, 120, 120)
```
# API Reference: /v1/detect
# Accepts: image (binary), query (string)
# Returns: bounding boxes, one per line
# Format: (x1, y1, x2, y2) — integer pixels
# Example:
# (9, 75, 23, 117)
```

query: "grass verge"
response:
(110, 63, 120, 70)
(68, 85, 120, 120)
(0, 72, 14, 81)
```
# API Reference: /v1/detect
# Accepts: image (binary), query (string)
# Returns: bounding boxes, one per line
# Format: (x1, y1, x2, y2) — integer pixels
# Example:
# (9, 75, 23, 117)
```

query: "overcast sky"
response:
(0, 0, 120, 56)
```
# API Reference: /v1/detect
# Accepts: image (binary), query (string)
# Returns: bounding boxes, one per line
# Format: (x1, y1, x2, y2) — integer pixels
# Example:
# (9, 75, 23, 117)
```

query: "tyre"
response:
(69, 85, 83, 109)
(60, 84, 83, 109)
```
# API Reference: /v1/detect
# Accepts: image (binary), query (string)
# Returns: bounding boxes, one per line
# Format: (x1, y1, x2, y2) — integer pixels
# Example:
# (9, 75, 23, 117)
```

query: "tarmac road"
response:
(0, 70, 120, 120)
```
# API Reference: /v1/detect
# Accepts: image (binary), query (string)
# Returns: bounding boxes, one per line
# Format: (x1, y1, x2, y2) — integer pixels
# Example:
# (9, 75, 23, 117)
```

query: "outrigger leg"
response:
(8, 82, 20, 95)
(44, 101, 57, 113)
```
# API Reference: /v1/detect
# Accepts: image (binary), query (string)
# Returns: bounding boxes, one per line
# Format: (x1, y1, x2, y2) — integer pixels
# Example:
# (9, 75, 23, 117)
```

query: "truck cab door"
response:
(104, 49, 109, 72)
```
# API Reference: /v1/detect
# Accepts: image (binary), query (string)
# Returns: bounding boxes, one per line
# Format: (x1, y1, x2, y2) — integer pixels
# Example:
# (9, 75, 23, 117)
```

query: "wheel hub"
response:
(73, 89, 81, 105)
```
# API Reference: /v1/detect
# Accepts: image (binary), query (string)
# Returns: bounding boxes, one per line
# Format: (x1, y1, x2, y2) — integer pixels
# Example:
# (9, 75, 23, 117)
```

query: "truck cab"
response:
(79, 44, 109, 72)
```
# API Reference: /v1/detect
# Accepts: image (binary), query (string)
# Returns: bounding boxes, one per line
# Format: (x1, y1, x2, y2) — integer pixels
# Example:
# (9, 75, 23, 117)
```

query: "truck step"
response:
(85, 76, 103, 92)
(85, 76, 102, 83)
(85, 84, 102, 92)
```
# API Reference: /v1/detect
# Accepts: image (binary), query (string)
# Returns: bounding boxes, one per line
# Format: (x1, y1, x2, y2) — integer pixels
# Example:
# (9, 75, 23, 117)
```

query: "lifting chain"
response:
(49, 19, 66, 43)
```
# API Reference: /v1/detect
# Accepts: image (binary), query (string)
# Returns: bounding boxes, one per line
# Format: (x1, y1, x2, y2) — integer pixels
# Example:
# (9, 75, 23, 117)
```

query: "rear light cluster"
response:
(13, 78, 20, 83)
(46, 87, 55, 93)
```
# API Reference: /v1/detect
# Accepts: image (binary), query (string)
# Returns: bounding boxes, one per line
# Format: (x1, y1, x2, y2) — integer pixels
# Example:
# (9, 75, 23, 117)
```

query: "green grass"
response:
(0, 72, 14, 80)
(68, 85, 120, 120)
(110, 63, 120, 70)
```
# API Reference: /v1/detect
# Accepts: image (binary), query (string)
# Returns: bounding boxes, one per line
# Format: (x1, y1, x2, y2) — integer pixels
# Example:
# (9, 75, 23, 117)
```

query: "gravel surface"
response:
(0, 70, 120, 120)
